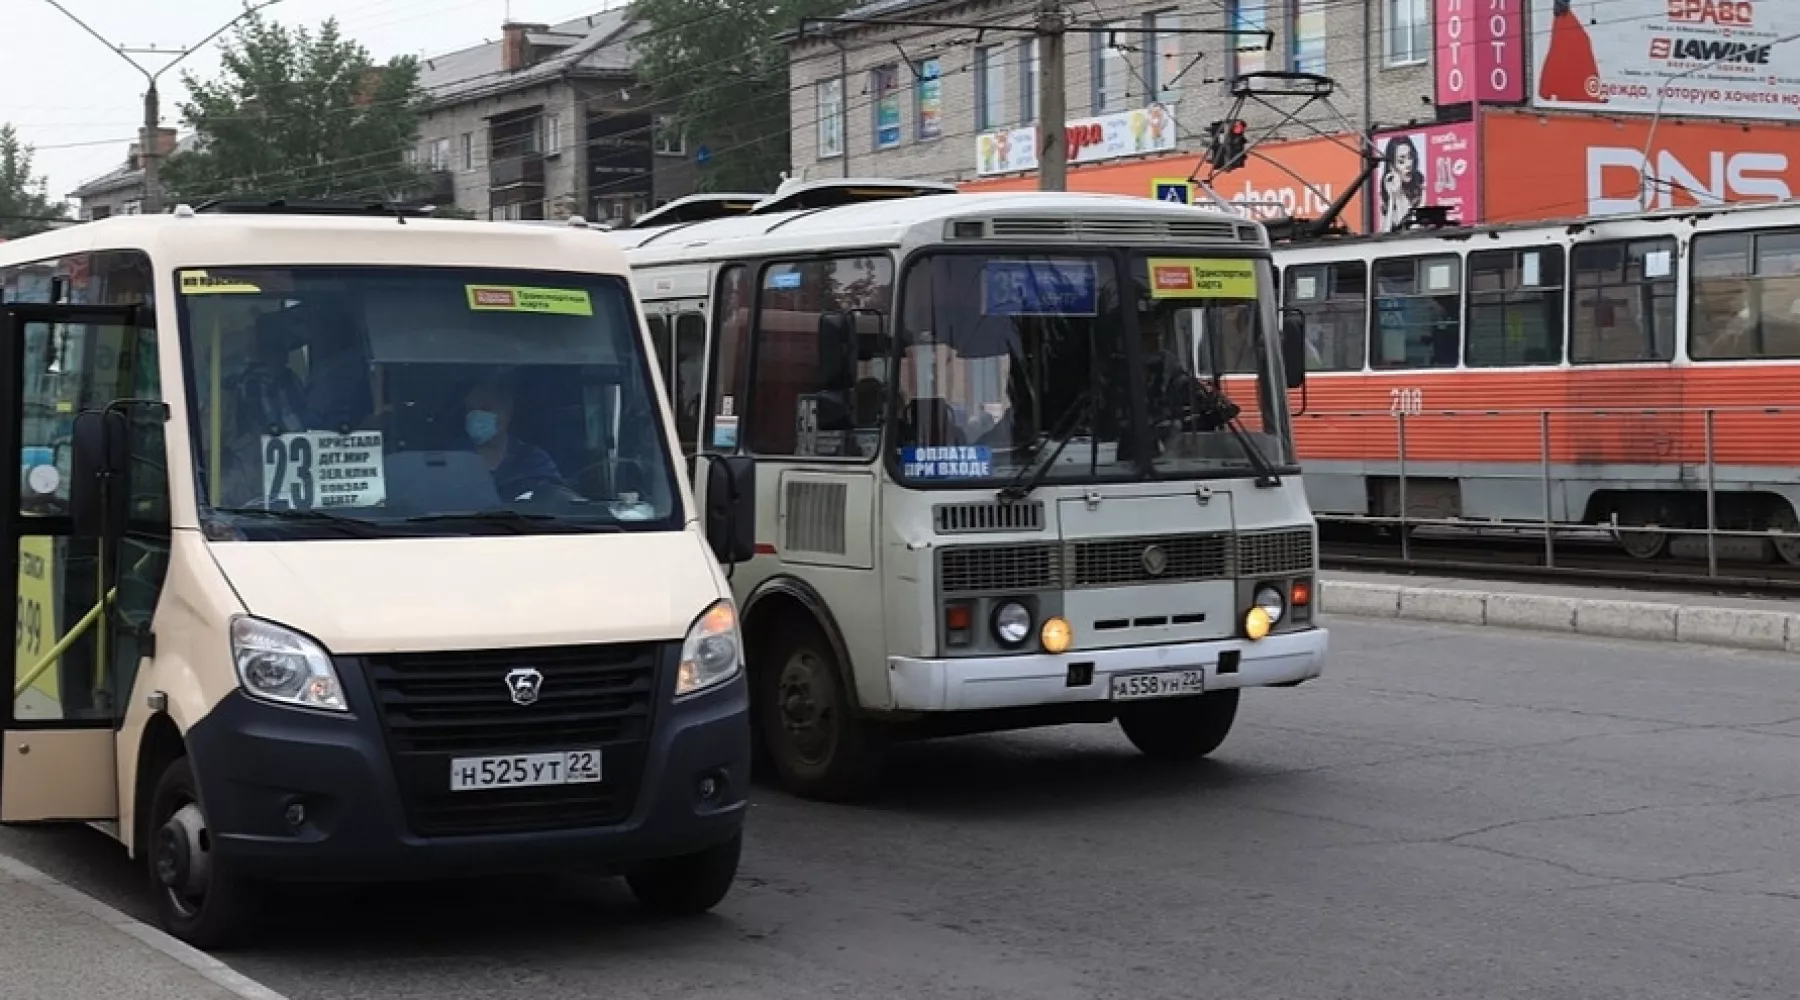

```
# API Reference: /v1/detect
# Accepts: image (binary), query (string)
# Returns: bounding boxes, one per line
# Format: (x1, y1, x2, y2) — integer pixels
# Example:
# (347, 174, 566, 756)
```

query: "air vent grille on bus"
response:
(933, 500, 1045, 534)
(783, 479, 848, 555)
(987, 217, 1245, 243)
(1236, 527, 1315, 576)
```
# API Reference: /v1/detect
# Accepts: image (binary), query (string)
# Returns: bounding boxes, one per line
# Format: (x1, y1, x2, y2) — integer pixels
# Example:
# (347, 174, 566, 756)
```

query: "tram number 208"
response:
(1389, 388, 1423, 416)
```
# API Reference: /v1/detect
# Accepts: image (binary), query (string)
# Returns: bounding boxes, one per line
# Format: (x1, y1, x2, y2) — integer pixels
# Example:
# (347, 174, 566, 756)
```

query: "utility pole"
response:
(39, 0, 285, 214)
(1035, 0, 1066, 192)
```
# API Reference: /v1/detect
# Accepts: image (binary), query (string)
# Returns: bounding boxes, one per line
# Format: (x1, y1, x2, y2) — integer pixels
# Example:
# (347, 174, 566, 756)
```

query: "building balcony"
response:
(489, 153, 545, 191)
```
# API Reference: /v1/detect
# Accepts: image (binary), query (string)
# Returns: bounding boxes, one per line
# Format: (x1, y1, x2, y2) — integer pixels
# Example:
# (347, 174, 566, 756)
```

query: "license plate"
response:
(1109, 669, 1205, 701)
(448, 749, 603, 791)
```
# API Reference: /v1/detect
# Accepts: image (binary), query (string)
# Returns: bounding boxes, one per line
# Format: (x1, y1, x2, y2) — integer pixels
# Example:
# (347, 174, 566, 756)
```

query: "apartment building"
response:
(786, 0, 1437, 231)
(415, 8, 702, 224)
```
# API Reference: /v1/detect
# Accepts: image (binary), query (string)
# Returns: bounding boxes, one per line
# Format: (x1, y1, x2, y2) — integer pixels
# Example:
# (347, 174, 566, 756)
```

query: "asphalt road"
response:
(5, 617, 1798, 1000)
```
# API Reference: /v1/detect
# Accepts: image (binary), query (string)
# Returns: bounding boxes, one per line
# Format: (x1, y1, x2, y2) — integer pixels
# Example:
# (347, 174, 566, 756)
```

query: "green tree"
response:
(631, 0, 851, 193)
(0, 124, 68, 238)
(162, 12, 428, 203)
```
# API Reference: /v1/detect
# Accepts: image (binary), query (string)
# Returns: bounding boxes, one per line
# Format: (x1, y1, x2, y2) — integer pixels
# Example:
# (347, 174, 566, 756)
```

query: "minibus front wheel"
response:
(148, 756, 261, 949)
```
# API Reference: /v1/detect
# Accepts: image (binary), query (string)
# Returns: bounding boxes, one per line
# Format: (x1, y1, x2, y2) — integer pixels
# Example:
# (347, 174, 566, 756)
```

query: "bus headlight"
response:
(676, 600, 741, 697)
(992, 601, 1032, 647)
(1253, 584, 1285, 626)
(230, 616, 348, 712)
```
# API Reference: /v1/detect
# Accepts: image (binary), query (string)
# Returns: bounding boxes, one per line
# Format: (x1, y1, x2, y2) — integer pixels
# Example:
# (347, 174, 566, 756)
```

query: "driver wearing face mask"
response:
(462, 372, 567, 501)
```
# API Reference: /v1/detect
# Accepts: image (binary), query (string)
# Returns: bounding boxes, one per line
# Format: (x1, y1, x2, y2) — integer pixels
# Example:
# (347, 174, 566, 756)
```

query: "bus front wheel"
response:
(1117, 689, 1240, 760)
(147, 756, 260, 949)
(625, 833, 742, 916)
(756, 624, 886, 801)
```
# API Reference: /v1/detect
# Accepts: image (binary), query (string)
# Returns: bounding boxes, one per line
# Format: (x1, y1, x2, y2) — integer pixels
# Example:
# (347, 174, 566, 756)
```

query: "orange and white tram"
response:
(1265, 199, 1800, 564)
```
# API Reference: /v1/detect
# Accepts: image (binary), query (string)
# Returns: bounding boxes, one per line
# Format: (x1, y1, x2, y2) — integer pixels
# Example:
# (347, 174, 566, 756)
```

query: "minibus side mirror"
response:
(70, 407, 131, 539)
(817, 312, 858, 391)
(1278, 307, 1308, 390)
(702, 454, 757, 565)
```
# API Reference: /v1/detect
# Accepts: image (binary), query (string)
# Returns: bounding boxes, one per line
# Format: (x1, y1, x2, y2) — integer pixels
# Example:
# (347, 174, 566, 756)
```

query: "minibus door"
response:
(0, 303, 152, 824)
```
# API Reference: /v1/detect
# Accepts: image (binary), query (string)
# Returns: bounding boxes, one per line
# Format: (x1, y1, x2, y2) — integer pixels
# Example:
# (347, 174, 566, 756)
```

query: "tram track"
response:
(1318, 527, 1800, 599)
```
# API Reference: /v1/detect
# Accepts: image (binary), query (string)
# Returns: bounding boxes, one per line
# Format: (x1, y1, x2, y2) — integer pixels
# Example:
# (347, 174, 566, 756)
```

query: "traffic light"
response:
(1207, 119, 1249, 172)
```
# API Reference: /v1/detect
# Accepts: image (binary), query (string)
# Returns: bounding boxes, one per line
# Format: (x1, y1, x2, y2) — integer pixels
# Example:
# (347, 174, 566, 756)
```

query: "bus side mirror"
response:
(1279, 308, 1307, 390)
(70, 407, 131, 539)
(817, 312, 858, 391)
(703, 454, 757, 565)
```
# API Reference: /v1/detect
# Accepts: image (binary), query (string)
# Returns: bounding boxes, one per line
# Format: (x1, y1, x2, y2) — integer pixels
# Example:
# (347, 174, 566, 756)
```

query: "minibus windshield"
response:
(891, 252, 1294, 489)
(176, 265, 683, 540)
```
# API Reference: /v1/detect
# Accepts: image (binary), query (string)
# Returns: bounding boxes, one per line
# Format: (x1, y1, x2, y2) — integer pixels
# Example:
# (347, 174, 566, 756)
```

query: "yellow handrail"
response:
(12, 588, 115, 700)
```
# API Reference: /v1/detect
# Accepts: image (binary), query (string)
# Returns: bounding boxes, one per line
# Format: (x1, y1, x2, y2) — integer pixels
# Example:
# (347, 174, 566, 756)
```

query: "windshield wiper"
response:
(1204, 384, 1283, 488)
(215, 507, 386, 537)
(404, 509, 622, 533)
(997, 390, 1093, 502)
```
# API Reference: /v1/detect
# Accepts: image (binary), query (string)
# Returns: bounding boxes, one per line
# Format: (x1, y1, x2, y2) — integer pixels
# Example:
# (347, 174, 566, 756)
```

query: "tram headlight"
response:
(992, 601, 1033, 647)
(676, 600, 742, 697)
(230, 616, 348, 712)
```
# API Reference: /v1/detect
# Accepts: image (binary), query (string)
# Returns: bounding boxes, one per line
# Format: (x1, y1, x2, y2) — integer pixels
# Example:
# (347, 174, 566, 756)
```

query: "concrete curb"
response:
(0, 852, 290, 1000)
(1318, 580, 1799, 653)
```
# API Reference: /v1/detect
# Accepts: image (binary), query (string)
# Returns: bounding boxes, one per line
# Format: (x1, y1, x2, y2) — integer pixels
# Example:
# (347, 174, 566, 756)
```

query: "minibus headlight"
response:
(229, 617, 348, 713)
(676, 600, 741, 697)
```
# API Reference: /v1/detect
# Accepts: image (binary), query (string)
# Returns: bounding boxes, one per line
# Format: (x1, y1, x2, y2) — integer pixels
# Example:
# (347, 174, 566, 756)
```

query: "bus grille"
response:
(363, 642, 660, 837)
(936, 529, 1314, 594)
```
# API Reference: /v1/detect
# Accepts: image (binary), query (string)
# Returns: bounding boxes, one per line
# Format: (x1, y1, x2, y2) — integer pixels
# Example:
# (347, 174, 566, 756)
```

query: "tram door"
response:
(1, 303, 164, 823)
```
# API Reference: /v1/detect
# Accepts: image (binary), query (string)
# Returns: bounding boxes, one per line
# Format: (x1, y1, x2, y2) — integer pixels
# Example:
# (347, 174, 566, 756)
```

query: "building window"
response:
(120, 200, 142, 216)
(1228, 0, 1269, 79)
(817, 78, 845, 158)
(654, 116, 686, 156)
(1385, 0, 1429, 65)
(975, 45, 1005, 130)
(1144, 10, 1183, 103)
(916, 57, 942, 140)
(544, 113, 563, 156)
(1019, 38, 1039, 123)
(426, 137, 450, 171)
(1091, 23, 1128, 113)
(460, 132, 474, 170)
(1290, 0, 1325, 74)
(872, 64, 903, 149)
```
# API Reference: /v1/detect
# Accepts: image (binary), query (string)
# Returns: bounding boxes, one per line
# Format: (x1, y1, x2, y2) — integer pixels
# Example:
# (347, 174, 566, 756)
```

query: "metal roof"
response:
(419, 8, 638, 106)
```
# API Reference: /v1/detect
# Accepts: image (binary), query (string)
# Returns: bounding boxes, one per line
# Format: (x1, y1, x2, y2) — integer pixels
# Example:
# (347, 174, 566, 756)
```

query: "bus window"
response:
(1465, 247, 1565, 367)
(705, 265, 751, 451)
(672, 311, 705, 452)
(1284, 261, 1367, 371)
(1372, 254, 1460, 369)
(1570, 238, 1676, 364)
(1690, 229, 1800, 361)
(747, 255, 893, 459)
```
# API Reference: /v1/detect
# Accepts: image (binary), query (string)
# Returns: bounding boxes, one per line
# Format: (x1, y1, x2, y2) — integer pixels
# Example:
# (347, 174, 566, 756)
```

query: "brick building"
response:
(67, 129, 185, 220)
(414, 8, 702, 224)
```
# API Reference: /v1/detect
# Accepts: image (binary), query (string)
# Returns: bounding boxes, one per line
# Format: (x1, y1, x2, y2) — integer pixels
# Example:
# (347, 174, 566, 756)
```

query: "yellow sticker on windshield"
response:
(1145, 258, 1257, 299)
(178, 270, 263, 295)
(466, 285, 592, 316)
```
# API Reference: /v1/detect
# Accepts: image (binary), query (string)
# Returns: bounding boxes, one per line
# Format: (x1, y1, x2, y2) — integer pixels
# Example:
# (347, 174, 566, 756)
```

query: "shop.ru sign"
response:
(974, 104, 1180, 177)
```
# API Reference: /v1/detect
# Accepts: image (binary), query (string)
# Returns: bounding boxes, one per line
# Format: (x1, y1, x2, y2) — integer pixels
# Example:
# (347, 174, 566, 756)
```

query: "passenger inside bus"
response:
(459, 371, 567, 501)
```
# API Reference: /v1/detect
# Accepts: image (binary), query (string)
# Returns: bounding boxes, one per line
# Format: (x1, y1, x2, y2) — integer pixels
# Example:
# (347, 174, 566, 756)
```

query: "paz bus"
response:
(612, 179, 1329, 801)
(0, 201, 758, 948)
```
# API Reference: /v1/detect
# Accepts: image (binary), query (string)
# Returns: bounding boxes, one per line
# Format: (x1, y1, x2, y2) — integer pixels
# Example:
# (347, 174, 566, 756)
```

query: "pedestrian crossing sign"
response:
(1152, 178, 1194, 205)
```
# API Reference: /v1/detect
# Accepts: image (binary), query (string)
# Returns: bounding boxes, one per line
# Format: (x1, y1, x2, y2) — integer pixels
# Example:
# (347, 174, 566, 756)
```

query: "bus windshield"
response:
(891, 251, 1293, 487)
(176, 265, 683, 540)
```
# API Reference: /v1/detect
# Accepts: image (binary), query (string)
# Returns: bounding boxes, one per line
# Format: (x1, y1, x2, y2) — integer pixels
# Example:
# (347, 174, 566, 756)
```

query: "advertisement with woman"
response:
(1373, 123, 1480, 233)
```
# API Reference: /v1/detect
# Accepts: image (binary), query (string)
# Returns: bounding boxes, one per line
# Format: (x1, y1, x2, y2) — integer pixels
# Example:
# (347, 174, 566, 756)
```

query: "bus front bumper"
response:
(181, 674, 750, 883)
(885, 627, 1327, 712)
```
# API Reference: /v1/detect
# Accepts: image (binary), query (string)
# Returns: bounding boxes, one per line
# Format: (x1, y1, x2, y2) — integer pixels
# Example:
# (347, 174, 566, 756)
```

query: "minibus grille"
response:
(1236, 527, 1315, 577)
(363, 642, 660, 837)
(1069, 534, 1231, 587)
(935, 528, 1314, 594)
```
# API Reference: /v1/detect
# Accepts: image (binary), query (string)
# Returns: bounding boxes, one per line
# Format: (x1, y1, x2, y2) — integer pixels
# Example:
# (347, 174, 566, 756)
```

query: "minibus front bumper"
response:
(182, 646, 750, 882)
(885, 626, 1327, 712)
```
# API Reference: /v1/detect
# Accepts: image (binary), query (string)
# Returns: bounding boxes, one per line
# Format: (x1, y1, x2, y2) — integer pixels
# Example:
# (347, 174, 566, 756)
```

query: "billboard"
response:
(961, 137, 1369, 233)
(1481, 109, 1800, 222)
(974, 105, 1179, 176)
(1371, 123, 1481, 233)
(1436, 0, 1526, 105)
(1531, 0, 1800, 120)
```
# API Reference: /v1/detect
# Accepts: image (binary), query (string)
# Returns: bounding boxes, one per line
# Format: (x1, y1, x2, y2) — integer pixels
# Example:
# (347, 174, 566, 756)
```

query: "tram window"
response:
(1371, 254, 1460, 369)
(746, 255, 893, 459)
(1691, 229, 1800, 361)
(703, 265, 752, 451)
(1465, 247, 1565, 367)
(1570, 238, 1676, 364)
(1284, 261, 1366, 371)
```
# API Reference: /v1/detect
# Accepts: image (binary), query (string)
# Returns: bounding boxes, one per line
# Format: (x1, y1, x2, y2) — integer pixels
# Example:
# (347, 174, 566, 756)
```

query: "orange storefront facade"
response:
(959, 135, 1370, 234)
